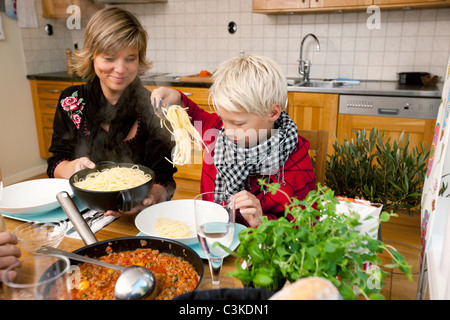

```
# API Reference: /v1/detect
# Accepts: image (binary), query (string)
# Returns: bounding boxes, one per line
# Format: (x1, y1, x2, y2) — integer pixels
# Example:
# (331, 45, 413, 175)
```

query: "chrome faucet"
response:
(299, 33, 321, 83)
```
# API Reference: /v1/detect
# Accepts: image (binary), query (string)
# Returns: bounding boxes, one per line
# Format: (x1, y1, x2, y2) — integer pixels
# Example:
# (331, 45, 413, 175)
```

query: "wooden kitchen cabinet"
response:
(253, 0, 309, 10)
(310, 0, 373, 9)
(253, 0, 372, 13)
(145, 85, 212, 199)
(374, 0, 449, 5)
(41, 0, 104, 18)
(30, 79, 73, 159)
(287, 92, 338, 155)
(336, 114, 435, 151)
(42, 0, 80, 17)
(253, 0, 449, 13)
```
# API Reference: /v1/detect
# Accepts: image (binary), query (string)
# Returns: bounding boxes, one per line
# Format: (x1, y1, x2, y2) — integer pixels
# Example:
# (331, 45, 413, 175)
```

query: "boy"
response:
(152, 54, 315, 227)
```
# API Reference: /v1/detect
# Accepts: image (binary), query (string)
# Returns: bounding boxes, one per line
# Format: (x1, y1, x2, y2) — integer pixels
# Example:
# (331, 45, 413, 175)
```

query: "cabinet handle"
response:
(43, 89, 62, 93)
(182, 92, 193, 96)
(45, 104, 58, 108)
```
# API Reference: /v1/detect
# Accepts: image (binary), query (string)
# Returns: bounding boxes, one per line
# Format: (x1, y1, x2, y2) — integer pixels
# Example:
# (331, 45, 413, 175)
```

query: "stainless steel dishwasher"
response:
(337, 94, 441, 148)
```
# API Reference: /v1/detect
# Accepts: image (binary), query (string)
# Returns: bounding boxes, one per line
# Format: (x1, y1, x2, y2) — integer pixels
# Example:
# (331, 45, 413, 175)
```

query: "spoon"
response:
(37, 246, 156, 300)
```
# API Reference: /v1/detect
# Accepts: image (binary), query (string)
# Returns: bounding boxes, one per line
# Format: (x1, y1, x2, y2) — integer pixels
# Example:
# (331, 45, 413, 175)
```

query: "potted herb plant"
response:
(224, 181, 412, 300)
(325, 128, 430, 215)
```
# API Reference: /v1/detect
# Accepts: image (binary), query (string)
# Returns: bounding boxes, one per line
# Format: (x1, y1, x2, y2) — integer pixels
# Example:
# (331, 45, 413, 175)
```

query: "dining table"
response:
(0, 206, 244, 300)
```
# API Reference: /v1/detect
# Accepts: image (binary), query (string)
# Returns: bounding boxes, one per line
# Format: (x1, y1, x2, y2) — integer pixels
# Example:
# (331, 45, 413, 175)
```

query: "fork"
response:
(85, 211, 104, 227)
(153, 97, 168, 120)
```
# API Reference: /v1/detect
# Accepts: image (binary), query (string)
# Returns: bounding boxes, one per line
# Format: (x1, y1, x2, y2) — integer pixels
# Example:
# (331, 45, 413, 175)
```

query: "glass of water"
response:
(0, 168, 4, 232)
(0, 213, 5, 233)
(1, 254, 72, 300)
(194, 191, 235, 289)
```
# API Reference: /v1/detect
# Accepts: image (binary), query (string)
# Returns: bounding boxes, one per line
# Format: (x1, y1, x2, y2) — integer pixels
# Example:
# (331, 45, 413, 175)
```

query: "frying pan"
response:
(69, 162, 155, 212)
(72, 236, 204, 293)
(55, 193, 204, 299)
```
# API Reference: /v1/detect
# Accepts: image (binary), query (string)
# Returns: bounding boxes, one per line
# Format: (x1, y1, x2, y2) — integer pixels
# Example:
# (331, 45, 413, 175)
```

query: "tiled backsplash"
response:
(22, 0, 450, 81)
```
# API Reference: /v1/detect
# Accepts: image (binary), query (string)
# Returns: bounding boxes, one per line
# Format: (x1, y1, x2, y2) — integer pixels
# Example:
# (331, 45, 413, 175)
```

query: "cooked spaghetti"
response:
(154, 217, 192, 238)
(73, 166, 151, 191)
(160, 104, 208, 165)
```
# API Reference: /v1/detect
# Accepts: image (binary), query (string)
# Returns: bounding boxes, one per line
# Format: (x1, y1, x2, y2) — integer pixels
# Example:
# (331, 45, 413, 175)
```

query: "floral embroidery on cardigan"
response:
(60, 91, 85, 129)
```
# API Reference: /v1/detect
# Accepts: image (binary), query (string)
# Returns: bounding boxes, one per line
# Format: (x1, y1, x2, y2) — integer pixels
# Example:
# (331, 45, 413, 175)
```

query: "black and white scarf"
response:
(213, 111, 298, 199)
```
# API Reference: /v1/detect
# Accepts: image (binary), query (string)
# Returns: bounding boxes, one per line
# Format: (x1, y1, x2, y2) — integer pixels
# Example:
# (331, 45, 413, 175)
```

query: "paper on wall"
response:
(0, 15, 5, 40)
(17, 0, 37, 28)
(5, 0, 16, 19)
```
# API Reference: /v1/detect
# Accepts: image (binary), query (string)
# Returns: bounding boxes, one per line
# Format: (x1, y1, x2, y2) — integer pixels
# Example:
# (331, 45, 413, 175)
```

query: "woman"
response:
(47, 7, 176, 217)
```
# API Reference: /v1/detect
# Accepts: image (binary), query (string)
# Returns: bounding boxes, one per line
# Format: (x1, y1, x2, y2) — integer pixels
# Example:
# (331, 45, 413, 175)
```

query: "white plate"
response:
(0, 179, 73, 215)
(135, 199, 198, 245)
(135, 199, 247, 256)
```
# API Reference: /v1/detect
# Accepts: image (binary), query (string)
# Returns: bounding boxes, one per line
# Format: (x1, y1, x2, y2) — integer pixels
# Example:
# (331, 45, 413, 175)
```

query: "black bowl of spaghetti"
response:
(69, 162, 155, 212)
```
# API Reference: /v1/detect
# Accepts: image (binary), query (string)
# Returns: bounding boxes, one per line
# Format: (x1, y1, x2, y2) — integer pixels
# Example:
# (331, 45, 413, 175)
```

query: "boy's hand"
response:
(150, 87, 183, 110)
(233, 190, 262, 228)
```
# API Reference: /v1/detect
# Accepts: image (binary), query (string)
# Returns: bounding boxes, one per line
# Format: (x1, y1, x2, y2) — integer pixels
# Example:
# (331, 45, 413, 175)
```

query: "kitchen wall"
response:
(0, 11, 46, 185)
(23, 0, 450, 81)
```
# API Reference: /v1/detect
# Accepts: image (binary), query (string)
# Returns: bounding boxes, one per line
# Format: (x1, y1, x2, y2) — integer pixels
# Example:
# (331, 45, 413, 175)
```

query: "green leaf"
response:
(324, 242, 337, 253)
(253, 273, 274, 288)
(307, 246, 320, 257)
(339, 284, 357, 300)
(379, 211, 391, 222)
(369, 293, 386, 300)
(367, 239, 381, 251)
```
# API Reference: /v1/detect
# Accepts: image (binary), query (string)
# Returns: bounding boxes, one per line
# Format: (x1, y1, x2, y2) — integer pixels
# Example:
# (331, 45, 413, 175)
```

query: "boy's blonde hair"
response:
(209, 54, 287, 116)
(73, 7, 151, 81)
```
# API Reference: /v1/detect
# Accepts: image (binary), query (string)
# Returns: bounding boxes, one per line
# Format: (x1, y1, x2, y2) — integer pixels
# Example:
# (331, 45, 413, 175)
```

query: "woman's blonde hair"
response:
(73, 7, 151, 81)
(209, 54, 287, 116)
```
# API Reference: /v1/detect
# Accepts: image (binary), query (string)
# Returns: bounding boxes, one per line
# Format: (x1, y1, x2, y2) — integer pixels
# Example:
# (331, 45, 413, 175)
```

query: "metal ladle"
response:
(37, 246, 156, 300)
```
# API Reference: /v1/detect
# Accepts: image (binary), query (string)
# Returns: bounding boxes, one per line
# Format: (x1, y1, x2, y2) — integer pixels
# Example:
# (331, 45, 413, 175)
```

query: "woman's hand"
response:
(0, 232, 21, 283)
(233, 190, 263, 228)
(54, 157, 95, 179)
(150, 87, 183, 110)
(103, 184, 169, 217)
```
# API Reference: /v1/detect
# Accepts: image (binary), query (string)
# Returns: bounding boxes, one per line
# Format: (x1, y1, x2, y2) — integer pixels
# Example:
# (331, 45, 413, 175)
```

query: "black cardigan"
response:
(47, 76, 177, 197)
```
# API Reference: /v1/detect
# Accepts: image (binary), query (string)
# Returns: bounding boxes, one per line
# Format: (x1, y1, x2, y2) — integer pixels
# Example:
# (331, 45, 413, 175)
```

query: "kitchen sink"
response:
(300, 80, 345, 87)
(287, 79, 345, 88)
(140, 73, 176, 82)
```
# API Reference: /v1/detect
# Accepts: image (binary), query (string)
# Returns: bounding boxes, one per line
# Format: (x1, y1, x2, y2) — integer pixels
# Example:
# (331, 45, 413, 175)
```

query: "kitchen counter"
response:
(288, 80, 443, 98)
(26, 71, 211, 88)
(27, 71, 84, 82)
(27, 71, 443, 98)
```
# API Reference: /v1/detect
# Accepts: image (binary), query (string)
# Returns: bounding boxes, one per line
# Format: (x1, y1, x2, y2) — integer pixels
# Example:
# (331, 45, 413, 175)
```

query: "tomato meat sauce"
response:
(71, 248, 199, 300)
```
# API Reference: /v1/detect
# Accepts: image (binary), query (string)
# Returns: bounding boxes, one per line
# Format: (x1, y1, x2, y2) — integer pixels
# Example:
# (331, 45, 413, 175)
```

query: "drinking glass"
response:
(0, 167, 3, 203)
(0, 213, 5, 233)
(0, 168, 4, 232)
(194, 191, 235, 289)
(1, 254, 72, 300)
